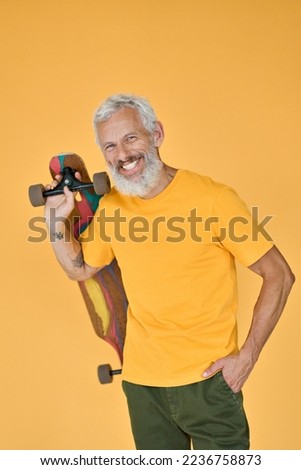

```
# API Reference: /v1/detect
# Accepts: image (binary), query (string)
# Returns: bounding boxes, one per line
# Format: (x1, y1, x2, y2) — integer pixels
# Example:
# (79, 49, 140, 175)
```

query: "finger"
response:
(45, 174, 62, 191)
(75, 171, 82, 181)
(63, 185, 73, 196)
(45, 181, 58, 191)
(202, 359, 224, 378)
(63, 186, 76, 212)
(63, 185, 76, 204)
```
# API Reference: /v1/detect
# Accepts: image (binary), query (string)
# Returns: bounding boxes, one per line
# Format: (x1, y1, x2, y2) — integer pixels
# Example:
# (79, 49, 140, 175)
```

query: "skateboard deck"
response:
(31, 153, 128, 383)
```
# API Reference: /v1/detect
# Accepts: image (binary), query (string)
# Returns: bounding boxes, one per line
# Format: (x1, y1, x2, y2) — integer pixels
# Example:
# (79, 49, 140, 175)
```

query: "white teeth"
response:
(122, 159, 139, 171)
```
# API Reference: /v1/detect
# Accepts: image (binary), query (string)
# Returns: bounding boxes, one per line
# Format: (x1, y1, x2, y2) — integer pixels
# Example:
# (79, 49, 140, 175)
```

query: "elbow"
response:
(264, 262, 295, 297)
(66, 269, 91, 282)
(66, 272, 82, 282)
(277, 263, 295, 297)
(66, 263, 100, 282)
(286, 268, 296, 292)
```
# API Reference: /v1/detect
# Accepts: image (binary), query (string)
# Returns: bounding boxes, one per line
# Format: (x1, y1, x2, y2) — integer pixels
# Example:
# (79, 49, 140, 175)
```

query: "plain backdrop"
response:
(0, 0, 300, 449)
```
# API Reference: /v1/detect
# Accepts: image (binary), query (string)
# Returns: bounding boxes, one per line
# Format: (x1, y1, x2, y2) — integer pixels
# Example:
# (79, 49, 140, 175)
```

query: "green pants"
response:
(122, 372, 250, 450)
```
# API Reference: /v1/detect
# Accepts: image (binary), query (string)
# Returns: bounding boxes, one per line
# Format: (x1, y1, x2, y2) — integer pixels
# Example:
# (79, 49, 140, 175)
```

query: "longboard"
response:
(29, 153, 128, 383)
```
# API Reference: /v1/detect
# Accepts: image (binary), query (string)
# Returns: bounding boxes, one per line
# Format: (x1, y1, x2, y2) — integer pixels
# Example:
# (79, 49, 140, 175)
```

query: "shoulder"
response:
(178, 169, 229, 198)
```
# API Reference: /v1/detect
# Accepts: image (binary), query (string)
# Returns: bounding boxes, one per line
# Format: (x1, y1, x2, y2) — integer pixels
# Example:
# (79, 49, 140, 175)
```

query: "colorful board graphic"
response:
(50, 154, 128, 364)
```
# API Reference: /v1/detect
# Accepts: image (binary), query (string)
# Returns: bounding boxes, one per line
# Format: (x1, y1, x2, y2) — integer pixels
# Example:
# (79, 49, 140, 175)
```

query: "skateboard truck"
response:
(28, 166, 111, 207)
(43, 167, 94, 198)
(98, 364, 122, 384)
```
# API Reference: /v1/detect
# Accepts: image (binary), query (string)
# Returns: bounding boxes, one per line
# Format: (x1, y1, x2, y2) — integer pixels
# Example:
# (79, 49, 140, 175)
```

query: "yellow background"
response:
(0, 0, 300, 450)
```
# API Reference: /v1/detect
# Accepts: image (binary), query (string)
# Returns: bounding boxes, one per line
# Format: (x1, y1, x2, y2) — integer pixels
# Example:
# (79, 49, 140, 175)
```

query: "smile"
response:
(119, 156, 143, 173)
(122, 159, 139, 170)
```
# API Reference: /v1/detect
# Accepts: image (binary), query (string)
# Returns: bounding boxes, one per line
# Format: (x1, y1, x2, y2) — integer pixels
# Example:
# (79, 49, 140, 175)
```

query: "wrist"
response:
(239, 343, 259, 370)
(44, 206, 71, 230)
(46, 220, 70, 243)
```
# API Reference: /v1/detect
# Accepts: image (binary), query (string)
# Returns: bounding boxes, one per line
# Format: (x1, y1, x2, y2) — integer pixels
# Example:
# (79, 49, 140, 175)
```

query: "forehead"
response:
(96, 107, 145, 144)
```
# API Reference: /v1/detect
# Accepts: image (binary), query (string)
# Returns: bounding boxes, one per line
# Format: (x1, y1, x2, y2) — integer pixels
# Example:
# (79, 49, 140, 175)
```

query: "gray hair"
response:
(93, 93, 158, 146)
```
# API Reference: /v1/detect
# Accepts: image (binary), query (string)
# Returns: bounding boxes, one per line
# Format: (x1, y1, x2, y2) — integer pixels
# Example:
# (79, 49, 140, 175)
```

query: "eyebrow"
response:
(102, 131, 140, 147)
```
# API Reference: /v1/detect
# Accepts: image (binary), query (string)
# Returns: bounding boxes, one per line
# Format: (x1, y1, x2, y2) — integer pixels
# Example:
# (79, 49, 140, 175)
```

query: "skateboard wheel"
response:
(93, 172, 111, 196)
(98, 364, 113, 384)
(28, 184, 46, 207)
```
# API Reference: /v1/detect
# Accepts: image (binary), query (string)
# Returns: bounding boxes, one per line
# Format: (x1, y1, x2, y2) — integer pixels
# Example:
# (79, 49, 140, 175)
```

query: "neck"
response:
(140, 163, 177, 199)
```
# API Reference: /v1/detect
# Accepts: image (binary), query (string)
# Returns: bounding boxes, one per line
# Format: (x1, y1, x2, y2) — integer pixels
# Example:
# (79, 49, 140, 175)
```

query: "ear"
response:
(153, 121, 165, 147)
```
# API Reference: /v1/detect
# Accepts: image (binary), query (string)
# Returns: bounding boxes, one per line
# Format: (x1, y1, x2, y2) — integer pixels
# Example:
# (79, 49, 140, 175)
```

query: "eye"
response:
(104, 143, 115, 152)
(126, 135, 137, 142)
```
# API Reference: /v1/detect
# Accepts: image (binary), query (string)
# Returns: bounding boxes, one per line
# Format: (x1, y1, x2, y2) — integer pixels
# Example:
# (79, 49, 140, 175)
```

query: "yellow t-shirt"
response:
(81, 169, 273, 386)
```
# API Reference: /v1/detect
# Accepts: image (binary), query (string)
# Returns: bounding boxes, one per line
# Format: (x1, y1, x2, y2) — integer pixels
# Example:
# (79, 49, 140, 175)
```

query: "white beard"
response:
(108, 148, 163, 197)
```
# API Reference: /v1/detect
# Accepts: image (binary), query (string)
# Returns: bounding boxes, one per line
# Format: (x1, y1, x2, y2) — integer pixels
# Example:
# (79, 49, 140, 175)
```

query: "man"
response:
(45, 94, 295, 450)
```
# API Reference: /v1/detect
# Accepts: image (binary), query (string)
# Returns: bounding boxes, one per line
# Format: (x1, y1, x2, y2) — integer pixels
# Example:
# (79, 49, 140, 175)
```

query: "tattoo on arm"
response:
(52, 232, 64, 240)
(72, 251, 84, 268)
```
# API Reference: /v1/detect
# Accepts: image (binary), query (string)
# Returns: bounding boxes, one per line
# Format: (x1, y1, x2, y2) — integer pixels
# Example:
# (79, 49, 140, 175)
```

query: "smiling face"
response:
(95, 107, 165, 197)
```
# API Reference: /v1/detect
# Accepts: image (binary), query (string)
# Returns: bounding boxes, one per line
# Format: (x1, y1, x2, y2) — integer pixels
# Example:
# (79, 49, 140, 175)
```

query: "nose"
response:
(116, 142, 131, 161)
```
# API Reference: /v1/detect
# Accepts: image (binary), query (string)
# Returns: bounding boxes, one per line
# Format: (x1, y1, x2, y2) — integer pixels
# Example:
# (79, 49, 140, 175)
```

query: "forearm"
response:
(239, 271, 295, 368)
(47, 220, 90, 281)
(43, 183, 100, 280)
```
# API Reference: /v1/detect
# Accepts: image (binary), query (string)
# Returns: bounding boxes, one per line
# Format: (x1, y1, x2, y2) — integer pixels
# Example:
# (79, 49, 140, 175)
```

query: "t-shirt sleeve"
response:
(212, 186, 274, 266)
(79, 203, 114, 268)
